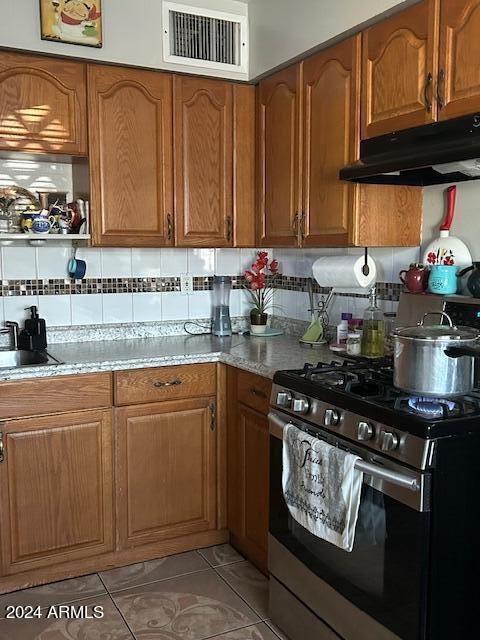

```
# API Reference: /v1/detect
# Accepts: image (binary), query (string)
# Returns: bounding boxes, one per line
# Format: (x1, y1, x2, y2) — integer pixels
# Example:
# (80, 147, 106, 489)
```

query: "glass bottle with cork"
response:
(361, 286, 385, 357)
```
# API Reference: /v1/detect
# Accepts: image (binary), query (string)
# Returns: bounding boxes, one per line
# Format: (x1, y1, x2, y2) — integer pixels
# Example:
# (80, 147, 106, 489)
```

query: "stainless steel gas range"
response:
(268, 355, 480, 640)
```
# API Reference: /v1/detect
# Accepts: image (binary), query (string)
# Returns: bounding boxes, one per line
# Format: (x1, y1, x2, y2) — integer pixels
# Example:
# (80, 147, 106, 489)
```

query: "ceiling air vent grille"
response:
(163, 2, 248, 74)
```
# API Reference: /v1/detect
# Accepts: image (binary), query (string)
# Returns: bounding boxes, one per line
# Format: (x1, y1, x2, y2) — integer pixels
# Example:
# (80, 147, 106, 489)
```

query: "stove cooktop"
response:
(273, 358, 480, 439)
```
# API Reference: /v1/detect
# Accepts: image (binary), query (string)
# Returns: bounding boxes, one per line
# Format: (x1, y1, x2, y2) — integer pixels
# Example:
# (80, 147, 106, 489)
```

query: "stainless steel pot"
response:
(393, 312, 480, 397)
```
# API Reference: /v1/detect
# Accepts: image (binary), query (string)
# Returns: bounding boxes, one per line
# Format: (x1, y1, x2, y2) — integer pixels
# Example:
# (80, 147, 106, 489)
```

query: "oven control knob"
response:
(292, 397, 310, 414)
(324, 408, 341, 427)
(357, 421, 374, 441)
(276, 391, 292, 407)
(380, 431, 399, 452)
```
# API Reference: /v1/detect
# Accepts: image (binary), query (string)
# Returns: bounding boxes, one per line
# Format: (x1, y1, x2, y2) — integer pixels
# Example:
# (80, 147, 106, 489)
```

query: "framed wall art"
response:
(40, 0, 103, 48)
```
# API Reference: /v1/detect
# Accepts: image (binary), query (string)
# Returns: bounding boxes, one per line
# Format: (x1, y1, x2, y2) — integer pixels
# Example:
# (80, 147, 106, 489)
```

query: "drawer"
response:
(114, 363, 216, 406)
(237, 370, 272, 415)
(0, 373, 113, 420)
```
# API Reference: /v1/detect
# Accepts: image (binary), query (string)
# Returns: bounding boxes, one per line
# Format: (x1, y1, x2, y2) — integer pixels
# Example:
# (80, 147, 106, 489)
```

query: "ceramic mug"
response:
(428, 265, 458, 295)
(21, 211, 50, 233)
(31, 217, 52, 234)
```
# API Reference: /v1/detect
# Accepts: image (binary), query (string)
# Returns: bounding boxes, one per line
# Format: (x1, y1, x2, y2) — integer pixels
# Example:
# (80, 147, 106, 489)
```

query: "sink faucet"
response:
(0, 321, 19, 350)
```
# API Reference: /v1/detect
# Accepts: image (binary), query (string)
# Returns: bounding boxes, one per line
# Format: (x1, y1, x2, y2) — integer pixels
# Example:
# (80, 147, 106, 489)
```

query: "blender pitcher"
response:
(212, 276, 232, 337)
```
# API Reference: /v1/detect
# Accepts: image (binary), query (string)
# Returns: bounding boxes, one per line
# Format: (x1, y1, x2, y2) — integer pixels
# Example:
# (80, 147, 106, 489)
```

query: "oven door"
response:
(268, 411, 431, 640)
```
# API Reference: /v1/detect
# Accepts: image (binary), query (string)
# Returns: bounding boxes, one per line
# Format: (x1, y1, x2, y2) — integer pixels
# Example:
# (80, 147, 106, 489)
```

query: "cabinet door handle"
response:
(209, 402, 216, 431)
(167, 214, 173, 242)
(437, 69, 445, 110)
(0, 431, 4, 463)
(250, 386, 267, 399)
(424, 72, 433, 112)
(226, 216, 233, 243)
(153, 378, 182, 388)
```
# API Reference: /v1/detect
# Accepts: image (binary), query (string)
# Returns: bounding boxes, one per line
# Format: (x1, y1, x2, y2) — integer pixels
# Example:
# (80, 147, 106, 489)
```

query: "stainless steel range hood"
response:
(339, 114, 480, 186)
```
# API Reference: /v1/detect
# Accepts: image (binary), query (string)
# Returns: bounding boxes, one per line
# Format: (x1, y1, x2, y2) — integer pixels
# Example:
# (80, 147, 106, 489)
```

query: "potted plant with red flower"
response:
(244, 251, 279, 334)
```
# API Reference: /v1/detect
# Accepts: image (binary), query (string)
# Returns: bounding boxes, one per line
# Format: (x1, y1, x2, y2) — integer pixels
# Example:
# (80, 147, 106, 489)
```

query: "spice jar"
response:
(346, 332, 361, 356)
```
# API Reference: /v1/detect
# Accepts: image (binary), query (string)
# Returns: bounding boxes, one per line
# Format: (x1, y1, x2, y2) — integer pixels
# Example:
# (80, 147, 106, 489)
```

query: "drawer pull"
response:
(0, 431, 4, 463)
(250, 386, 267, 399)
(153, 379, 182, 388)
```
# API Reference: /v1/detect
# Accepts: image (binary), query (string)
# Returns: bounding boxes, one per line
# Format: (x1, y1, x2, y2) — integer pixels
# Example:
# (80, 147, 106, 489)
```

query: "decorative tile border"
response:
(0, 275, 403, 301)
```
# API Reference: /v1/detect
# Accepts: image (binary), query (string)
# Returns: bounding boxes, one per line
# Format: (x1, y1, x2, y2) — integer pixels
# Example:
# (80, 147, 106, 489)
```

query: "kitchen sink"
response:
(0, 350, 62, 369)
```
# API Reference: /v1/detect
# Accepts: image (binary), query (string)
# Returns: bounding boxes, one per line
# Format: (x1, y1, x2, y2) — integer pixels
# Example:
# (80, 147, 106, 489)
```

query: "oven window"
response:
(270, 436, 430, 640)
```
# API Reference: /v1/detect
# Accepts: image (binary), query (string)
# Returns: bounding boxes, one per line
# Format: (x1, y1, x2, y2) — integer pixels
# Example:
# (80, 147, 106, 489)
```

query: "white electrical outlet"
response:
(180, 275, 193, 295)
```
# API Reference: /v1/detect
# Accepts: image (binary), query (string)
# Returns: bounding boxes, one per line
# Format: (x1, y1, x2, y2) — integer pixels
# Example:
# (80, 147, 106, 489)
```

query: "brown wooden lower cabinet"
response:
(115, 396, 218, 549)
(0, 365, 228, 593)
(228, 368, 271, 573)
(0, 409, 114, 575)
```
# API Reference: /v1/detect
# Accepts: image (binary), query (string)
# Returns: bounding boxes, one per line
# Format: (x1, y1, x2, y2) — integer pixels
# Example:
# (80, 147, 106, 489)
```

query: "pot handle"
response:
(444, 346, 480, 359)
(420, 312, 453, 327)
(458, 265, 474, 278)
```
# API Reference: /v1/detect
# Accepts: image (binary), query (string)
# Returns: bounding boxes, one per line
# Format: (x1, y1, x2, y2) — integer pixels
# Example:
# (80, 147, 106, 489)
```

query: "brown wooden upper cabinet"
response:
(258, 65, 302, 247)
(302, 37, 360, 246)
(258, 36, 422, 247)
(174, 76, 255, 247)
(362, 0, 439, 138)
(363, 0, 480, 137)
(0, 51, 87, 155)
(88, 65, 174, 247)
(438, 0, 480, 120)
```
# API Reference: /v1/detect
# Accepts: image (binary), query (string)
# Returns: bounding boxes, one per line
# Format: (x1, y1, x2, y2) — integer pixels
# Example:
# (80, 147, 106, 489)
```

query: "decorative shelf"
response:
(0, 233, 91, 247)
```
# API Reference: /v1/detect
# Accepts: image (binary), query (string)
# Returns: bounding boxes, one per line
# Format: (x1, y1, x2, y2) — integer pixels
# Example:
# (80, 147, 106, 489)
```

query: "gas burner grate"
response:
(407, 397, 457, 419)
(389, 393, 480, 419)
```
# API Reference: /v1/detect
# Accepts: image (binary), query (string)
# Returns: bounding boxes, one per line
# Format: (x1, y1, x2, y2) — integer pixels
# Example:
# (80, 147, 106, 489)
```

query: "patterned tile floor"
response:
(0, 545, 288, 640)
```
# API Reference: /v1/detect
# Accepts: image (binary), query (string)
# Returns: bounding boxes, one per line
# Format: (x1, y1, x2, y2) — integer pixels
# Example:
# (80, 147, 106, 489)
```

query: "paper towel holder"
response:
(362, 247, 370, 277)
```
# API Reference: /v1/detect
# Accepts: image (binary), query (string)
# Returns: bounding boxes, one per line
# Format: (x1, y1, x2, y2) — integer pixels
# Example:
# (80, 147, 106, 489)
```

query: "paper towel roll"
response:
(312, 255, 377, 289)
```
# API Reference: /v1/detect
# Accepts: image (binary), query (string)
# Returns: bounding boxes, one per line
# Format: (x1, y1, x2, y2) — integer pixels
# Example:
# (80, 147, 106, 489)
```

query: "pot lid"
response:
(395, 323, 479, 341)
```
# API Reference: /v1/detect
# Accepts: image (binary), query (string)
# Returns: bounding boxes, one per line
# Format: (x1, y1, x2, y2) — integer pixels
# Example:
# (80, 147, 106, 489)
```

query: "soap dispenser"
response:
(19, 306, 48, 351)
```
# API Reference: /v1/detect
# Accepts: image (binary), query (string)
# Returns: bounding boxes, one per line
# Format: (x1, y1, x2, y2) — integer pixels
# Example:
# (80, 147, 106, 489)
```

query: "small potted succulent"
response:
(244, 251, 279, 334)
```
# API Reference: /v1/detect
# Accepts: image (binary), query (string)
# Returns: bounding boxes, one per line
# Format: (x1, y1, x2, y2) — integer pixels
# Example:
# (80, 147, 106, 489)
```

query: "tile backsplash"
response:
(0, 246, 268, 327)
(273, 247, 420, 325)
(0, 244, 418, 330)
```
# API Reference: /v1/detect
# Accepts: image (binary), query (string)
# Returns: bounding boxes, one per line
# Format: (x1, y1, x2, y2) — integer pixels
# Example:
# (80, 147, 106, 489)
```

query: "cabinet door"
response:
(0, 410, 113, 575)
(362, 0, 439, 138)
(258, 64, 302, 247)
(302, 36, 360, 246)
(228, 402, 269, 573)
(438, 0, 480, 119)
(116, 397, 217, 548)
(88, 65, 174, 247)
(174, 76, 233, 247)
(0, 51, 86, 155)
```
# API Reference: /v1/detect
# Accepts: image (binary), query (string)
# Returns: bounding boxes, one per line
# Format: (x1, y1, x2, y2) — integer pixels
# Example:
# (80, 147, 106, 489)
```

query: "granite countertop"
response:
(0, 333, 334, 382)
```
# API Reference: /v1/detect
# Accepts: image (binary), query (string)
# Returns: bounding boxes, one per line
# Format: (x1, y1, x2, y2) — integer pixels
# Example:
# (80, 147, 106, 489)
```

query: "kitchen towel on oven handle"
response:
(282, 423, 363, 552)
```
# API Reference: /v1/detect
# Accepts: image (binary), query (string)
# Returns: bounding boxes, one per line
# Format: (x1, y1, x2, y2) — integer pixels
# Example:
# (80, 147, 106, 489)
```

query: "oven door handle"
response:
(354, 460, 419, 492)
(268, 412, 420, 493)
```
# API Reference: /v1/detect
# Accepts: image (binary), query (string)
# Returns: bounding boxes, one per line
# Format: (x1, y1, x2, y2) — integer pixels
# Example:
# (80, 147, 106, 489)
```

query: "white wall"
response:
(248, 0, 415, 78)
(422, 182, 480, 261)
(0, 0, 248, 80)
